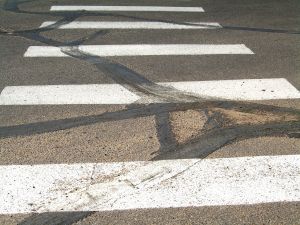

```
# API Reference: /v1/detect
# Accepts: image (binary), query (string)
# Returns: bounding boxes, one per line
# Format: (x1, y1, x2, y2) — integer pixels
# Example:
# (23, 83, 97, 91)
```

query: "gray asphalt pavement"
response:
(0, 0, 299, 224)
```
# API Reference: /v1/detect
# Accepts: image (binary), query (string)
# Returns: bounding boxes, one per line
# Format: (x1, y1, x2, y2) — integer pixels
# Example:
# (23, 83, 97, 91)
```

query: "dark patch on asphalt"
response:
(1, 0, 300, 224)
(287, 132, 300, 138)
(18, 212, 94, 225)
(221, 25, 300, 35)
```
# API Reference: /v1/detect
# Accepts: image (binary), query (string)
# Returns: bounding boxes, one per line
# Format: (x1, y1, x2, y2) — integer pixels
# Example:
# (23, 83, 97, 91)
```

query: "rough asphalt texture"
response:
(0, 0, 299, 224)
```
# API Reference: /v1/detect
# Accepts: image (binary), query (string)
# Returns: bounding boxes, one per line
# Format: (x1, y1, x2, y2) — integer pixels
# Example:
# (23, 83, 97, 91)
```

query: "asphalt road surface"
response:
(0, 0, 300, 224)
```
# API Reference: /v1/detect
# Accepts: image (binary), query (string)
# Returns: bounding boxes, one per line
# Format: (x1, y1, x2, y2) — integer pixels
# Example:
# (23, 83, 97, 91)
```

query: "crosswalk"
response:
(50, 5, 205, 12)
(39, 21, 222, 29)
(0, 3, 300, 220)
(1, 79, 300, 105)
(24, 44, 253, 57)
(1, 155, 300, 213)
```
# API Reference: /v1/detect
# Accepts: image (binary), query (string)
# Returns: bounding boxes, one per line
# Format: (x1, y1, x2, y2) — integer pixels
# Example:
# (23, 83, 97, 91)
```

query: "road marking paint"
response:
(40, 21, 221, 29)
(0, 84, 140, 105)
(24, 44, 254, 57)
(50, 6, 205, 12)
(160, 78, 300, 100)
(0, 79, 299, 105)
(0, 155, 299, 214)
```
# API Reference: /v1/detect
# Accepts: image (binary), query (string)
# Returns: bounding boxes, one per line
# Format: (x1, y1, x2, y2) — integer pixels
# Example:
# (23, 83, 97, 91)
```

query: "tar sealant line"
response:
(0, 79, 299, 105)
(0, 155, 299, 214)
(39, 21, 222, 29)
(50, 6, 205, 12)
(24, 44, 254, 57)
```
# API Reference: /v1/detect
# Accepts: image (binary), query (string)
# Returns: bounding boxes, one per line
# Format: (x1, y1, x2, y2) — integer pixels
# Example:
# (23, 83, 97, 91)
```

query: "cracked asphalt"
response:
(0, 0, 299, 224)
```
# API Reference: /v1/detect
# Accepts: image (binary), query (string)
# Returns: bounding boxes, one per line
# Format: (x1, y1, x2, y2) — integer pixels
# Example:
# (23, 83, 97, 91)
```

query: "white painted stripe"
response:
(0, 79, 299, 105)
(24, 44, 254, 57)
(0, 155, 299, 214)
(160, 78, 300, 100)
(40, 21, 221, 29)
(50, 6, 204, 12)
(0, 84, 140, 105)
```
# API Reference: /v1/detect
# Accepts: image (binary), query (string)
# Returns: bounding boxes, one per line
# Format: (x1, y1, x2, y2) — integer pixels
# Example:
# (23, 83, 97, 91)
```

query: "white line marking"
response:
(160, 78, 300, 100)
(0, 155, 299, 214)
(40, 21, 221, 29)
(24, 44, 254, 57)
(50, 6, 205, 12)
(0, 79, 299, 105)
(0, 84, 140, 105)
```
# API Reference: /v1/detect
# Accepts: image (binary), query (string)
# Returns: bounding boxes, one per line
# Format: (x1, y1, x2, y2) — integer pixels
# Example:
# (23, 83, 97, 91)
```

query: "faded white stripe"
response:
(50, 6, 204, 12)
(0, 155, 299, 214)
(24, 44, 254, 57)
(0, 84, 140, 105)
(40, 21, 221, 29)
(160, 78, 300, 100)
(0, 79, 299, 105)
